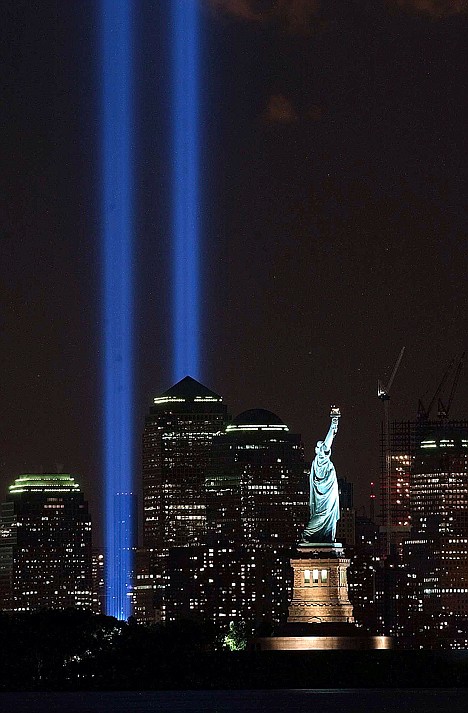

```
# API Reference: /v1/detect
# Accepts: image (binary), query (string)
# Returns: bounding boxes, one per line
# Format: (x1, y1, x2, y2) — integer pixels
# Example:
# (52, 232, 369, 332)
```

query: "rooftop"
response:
(9, 474, 81, 495)
(226, 408, 289, 433)
(153, 376, 223, 405)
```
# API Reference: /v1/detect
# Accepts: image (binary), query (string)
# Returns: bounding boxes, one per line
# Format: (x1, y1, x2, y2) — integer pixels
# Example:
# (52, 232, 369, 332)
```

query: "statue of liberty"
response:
(301, 407, 341, 544)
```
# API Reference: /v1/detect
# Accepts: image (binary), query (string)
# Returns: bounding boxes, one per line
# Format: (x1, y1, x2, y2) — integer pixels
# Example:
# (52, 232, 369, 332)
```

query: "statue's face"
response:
(315, 440, 330, 456)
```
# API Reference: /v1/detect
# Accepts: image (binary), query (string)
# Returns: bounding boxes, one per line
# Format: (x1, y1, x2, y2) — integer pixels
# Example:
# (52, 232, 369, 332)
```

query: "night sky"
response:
(1, 1, 467, 543)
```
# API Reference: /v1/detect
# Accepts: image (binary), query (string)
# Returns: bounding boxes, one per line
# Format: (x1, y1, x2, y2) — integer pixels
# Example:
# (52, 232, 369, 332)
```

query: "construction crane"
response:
(438, 352, 465, 419)
(417, 356, 456, 422)
(378, 346, 405, 557)
(417, 352, 465, 422)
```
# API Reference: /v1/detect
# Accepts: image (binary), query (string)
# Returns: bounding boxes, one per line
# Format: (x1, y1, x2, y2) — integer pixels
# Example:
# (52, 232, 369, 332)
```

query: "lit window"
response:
(304, 569, 310, 584)
(321, 569, 328, 583)
(313, 569, 319, 584)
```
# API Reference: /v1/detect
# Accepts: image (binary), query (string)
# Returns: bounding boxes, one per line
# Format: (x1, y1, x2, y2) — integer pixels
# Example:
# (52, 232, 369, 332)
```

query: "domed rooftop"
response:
(226, 408, 289, 433)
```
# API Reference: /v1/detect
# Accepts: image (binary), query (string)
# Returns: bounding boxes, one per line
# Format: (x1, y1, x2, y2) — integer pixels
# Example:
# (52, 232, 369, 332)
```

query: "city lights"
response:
(171, 0, 201, 381)
(101, 0, 134, 620)
(3, 474, 93, 611)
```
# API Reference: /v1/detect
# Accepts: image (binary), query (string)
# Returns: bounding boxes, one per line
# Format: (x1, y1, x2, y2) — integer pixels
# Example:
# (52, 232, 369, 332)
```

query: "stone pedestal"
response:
(251, 542, 392, 650)
(287, 543, 354, 624)
(253, 634, 392, 650)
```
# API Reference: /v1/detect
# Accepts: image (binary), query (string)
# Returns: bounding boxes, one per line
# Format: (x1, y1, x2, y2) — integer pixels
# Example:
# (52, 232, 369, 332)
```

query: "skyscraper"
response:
(376, 420, 417, 637)
(200, 408, 307, 628)
(134, 376, 229, 621)
(380, 420, 415, 556)
(144, 406, 308, 628)
(0, 474, 93, 611)
(206, 409, 306, 547)
(91, 549, 105, 614)
(336, 476, 355, 547)
(404, 421, 468, 647)
(348, 514, 379, 633)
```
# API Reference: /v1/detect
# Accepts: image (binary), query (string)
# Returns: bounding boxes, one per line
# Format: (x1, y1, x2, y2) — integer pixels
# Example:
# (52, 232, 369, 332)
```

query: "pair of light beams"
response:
(102, 0, 200, 618)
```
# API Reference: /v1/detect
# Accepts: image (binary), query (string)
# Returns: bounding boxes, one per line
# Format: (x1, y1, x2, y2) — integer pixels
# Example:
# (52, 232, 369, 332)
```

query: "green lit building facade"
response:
(0, 474, 93, 611)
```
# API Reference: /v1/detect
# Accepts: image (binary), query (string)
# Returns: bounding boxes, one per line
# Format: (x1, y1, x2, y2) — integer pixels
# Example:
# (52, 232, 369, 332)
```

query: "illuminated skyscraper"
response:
(404, 422, 468, 647)
(135, 376, 229, 621)
(206, 409, 306, 546)
(137, 405, 307, 628)
(199, 409, 307, 628)
(377, 421, 414, 636)
(348, 515, 379, 633)
(91, 549, 105, 614)
(0, 474, 93, 611)
(379, 421, 415, 556)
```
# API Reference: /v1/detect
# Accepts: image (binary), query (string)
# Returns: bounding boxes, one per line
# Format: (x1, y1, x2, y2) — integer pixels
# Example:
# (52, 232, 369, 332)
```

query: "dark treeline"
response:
(1, 610, 467, 690)
(0, 610, 219, 690)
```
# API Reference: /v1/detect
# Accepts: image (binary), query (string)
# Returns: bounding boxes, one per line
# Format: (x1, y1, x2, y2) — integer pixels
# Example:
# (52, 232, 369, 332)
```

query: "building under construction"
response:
(404, 420, 468, 648)
(379, 353, 465, 558)
(376, 354, 468, 646)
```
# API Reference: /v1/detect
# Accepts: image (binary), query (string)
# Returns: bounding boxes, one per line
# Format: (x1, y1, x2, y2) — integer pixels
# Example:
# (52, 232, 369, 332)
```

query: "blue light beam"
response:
(101, 0, 134, 620)
(172, 0, 201, 381)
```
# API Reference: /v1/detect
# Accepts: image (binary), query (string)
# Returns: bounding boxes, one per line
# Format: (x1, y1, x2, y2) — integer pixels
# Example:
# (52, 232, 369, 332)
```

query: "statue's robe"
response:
(301, 449, 340, 543)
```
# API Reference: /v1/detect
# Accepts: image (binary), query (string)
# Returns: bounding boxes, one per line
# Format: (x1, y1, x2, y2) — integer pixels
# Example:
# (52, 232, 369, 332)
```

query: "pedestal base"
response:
(288, 544, 354, 624)
(253, 634, 392, 650)
(250, 543, 392, 651)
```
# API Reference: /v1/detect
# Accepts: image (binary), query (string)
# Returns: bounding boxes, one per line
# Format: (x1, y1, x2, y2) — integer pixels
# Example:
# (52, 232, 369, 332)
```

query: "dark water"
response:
(0, 690, 466, 713)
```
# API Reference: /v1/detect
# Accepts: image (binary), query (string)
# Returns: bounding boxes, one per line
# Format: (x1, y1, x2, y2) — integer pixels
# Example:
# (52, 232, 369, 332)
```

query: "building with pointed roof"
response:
(135, 376, 229, 622)
(135, 383, 310, 630)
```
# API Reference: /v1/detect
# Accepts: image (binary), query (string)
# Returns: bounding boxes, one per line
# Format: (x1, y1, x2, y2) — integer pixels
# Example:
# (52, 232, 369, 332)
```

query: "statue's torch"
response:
(330, 406, 341, 431)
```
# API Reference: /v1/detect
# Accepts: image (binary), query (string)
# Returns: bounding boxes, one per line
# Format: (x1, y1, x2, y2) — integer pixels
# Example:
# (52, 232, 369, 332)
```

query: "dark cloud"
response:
(265, 93, 297, 123)
(207, 0, 261, 22)
(274, 0, 321, 33)
(389, 0, 468, 15)
(208, 0, 468, 25)
(264, 95, 325, 123)
(306, 103, 325, 121)
(207, 0, 321, 34)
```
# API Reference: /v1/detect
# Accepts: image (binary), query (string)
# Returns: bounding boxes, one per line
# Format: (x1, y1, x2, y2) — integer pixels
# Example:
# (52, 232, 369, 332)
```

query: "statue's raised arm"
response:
(323, 406, 340, 452)
(300, 406, 341, 545)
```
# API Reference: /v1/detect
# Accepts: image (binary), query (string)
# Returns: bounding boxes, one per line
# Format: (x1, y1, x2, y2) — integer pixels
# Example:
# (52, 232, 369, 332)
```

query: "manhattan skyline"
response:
(1, 1, 467, 540)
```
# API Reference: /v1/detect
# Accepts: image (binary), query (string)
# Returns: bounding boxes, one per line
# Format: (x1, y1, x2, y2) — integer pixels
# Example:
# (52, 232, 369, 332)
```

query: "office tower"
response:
(380, 421, 415, 556)
(91, 549, 105, 614)
(199, 408, 307, 628)
(0, 500, 16, 610)
(336, 476, 355, 547)
(377, 419, 465, 640)
(338, 476, 354, 509)
(0, 474, 93, 611)
(206, 409, 306, 546)
(404, 421, 468, 648)
(135, 376, 229, 621)
(348, 514, 379, 632)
